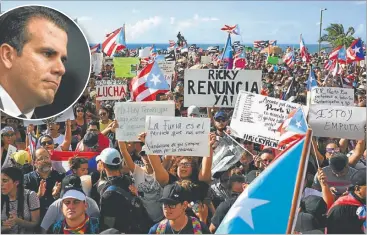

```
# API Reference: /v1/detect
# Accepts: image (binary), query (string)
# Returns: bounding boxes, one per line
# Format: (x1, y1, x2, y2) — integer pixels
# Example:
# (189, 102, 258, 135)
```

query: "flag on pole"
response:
(299, 34, 311, 63)
(215, 134, 310, 234)
(277, 107, 308, 147)
(102, 25, 126, 56)
(306, 66, 318, 91)
(346, 38, 365, 62)
(221, 34, 234, 69)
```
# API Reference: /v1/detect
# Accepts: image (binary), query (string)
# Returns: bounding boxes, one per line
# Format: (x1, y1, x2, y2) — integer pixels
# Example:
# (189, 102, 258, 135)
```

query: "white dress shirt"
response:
(0, 85, 34, 119)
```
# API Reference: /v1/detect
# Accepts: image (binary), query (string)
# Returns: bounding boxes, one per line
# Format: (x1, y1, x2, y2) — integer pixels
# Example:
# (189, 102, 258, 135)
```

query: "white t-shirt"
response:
(133, 165, 164, 222)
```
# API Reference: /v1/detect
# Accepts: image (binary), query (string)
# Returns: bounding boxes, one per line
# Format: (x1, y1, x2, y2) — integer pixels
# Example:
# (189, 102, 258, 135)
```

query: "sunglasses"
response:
(41, 140, 54, 146)
(178, 162, 192, 168)
(76, 109, 84, 113)
(2, 133, 14, 137)
(326, 148, 340, 153)
(99, 112, 107, 116)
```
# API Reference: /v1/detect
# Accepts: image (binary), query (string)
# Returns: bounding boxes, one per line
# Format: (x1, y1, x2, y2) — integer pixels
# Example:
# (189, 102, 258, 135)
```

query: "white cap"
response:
(187, 106, 200, 117)
(362, 72, 366, 76)
(358, 85, 365, 90)
(98, 148, 122, 165)
(62, 189, 86, 201)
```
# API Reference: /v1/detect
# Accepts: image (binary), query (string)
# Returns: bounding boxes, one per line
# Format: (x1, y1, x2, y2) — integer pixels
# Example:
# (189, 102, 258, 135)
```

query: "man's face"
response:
(62, 198, 87, 220)
(325, 143, 339, 159)
(162, 202, 187, 220)
(47, 122, 59, 134)
(214, 116, 228, 130)
(8, 18, 67, 107)
(259, 153, 274, 170)
(87, 125, 99, 133)
(35, 148, 52, 172)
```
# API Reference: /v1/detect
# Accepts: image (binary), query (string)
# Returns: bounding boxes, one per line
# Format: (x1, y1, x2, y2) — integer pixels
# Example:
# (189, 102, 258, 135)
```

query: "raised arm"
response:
(348, 140, 366, 166)
(198, 133, 215, 184)
(339, 138, 349, 153)
(118, 140, 136, 173)
(60, 119, 72, 151)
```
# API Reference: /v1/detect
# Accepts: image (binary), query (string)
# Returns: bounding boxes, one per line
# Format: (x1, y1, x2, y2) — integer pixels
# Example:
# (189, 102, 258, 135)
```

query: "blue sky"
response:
(1, 1, 366, 44)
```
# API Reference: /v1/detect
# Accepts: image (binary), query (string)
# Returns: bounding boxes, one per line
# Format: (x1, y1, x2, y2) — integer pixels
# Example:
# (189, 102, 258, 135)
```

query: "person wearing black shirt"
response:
(149, 183, 210, 234)
(209, 175, 247, 233)
(326, 168, 366, 234)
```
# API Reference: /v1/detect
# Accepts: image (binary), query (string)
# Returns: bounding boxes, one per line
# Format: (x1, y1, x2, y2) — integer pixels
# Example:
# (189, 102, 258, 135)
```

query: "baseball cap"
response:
(83, 132, 98, 148)
(187, 106, 200, 117)
(139, 145, 148, 157)
(350, 168, 366, 187)
(159, 183, 189, 205)
(60, 175, 83, 197)
(1, 126, 14, 133)
(62, 188, 86, 201)
(214, 111, 228, 120)
(97, 148, 122, 166)
(329, 153, 348, 172)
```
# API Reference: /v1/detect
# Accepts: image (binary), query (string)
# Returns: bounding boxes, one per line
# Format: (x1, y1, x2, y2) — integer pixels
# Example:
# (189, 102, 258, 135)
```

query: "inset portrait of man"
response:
(0, 5, 91, 120)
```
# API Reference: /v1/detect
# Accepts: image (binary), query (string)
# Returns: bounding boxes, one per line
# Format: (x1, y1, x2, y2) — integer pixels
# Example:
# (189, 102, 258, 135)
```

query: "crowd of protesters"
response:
(1, 42, 366, 234)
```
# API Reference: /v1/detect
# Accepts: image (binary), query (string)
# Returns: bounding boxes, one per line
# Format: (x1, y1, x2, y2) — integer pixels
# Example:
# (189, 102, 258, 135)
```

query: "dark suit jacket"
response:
(0, 97, 39, 119)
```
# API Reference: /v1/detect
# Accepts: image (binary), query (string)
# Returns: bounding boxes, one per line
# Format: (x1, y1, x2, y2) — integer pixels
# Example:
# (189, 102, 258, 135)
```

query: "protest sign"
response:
(308, 105, 366, 140)
(96, 80, 127, 101)
(157, 61, 175, 89)
(310, 87, 354, 106)
(91, 52, 103, 74)
(113, 57, 140, 78)
(184, 69, 262, 107)
(114, 101, 175, 141)
(230, 91, 300, 148)
(145, 116, 210, 156)
(23, 107, 75, 126)
(2, 145, 17, 169)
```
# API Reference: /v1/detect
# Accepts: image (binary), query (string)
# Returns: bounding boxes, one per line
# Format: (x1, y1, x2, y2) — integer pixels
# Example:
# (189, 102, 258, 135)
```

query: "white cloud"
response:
(175, 14, 220, 31)
(126, 16, 162, 40)
(76, 16, 92, 21)
(170, 17, 175, 25)
(354, 1, 366, 5)
(355, 23, 365, 36)
(132, 9, 140, 14)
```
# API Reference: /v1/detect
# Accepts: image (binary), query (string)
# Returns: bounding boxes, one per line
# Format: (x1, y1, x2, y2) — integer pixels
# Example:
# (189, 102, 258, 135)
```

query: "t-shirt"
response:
(211, 196, 238, 228)
(1, 189, 40, 234)
(302, 187, 322, 200)
(133, 165, 164, 222)
(40, 196, 100, 231)
(148, 217, 210, 234)
(99, 120, 113, 132)
(313, 166, 357, 197)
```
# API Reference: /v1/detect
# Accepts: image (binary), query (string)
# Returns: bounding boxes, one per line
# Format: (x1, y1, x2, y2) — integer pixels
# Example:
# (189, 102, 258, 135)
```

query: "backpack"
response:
(101, 184, 153, 233)
(156, 216, 202, 234)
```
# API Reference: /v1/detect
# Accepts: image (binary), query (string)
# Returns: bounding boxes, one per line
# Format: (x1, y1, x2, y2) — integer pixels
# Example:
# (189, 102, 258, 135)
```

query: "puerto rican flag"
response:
(299, 35, 311, 63)
(329, 45, 342, 60)
(50, 151, 99, 173)
(277, 107, 307, 148)
(283, 51, 295, 68)
(221, 24, 240, 35)
(131, 61, 169, 101)
(346, 38, 365, 62)
(90, 43, 101, 54)
(324, 60, 333, 70)
(102, 25, 126, 57)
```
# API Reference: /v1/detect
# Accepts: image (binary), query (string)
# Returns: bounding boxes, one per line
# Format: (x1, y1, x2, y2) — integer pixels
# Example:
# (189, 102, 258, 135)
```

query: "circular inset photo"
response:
(0, 5, 91, 120)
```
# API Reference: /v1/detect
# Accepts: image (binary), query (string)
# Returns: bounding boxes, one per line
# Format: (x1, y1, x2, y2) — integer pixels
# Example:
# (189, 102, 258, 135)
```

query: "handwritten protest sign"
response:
(308, 105, 366, 140)
(157, 61, 175, 89)
(114, 101, 175, 141)
(96, 80, 127, 101)
(145, 116, 210, 156)
(184, 69, 262, 107)
(230, 91, 300, 148)
(23, 107, 75, 126)
(310, 87, 354, 106)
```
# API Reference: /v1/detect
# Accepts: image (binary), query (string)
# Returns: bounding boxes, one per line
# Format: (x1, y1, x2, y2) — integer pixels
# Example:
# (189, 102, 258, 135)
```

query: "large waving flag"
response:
(329, 45, 342, 60)
(346, 38, 365, 62)
(90, 43, 101, 54)
(102, 25, 127, 56)
(50, 151, 99, 173)
(221, 34, 234, 69)
(337, 46, 347, 64)
(131, 61, 170, 101)
(299, 34, 311, 63)
(277, 107, 308, 147)
(215, 131, 311, 234)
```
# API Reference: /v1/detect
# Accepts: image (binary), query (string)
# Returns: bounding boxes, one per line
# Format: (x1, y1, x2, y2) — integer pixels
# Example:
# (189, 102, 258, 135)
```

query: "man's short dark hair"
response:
(0, 6, 68, 55)
(259, 148, 274, 157)
(88, 120, 100, 130)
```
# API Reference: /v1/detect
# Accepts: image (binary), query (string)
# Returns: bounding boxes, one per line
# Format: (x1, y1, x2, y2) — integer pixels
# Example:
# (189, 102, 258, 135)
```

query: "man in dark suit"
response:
(0, 6, 68, 119)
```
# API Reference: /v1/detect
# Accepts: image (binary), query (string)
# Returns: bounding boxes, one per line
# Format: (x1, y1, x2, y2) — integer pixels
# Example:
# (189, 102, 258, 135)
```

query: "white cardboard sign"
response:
(114, 101, 175, 141)
(145, 116, 210, 157)
(310, 87, 354, 106)
(184, 69, 262, 108)
(308, 105, 366, 140)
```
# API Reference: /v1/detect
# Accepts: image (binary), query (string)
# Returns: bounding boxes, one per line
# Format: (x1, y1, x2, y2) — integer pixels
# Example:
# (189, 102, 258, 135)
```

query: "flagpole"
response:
(286, 128, 312, 234)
